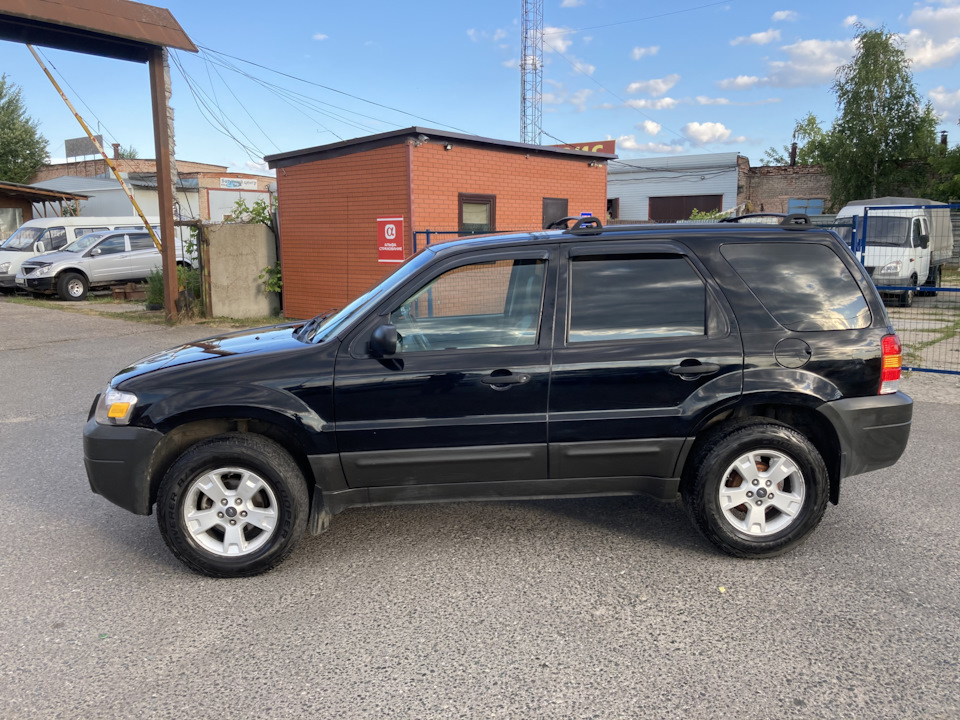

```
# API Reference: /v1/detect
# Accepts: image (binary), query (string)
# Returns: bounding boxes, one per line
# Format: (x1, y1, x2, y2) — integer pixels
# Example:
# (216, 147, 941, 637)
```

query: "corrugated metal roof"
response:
(0, 179, 88, 201)
(0, 0, 196, 62)
(32, 176, 123, 193)
(609, 152, 740, 174)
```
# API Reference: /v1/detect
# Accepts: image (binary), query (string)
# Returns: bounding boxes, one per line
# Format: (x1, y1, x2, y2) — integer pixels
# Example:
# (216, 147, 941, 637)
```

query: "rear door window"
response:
(568, 255, 706, 342)
(721, 242, 871, 331)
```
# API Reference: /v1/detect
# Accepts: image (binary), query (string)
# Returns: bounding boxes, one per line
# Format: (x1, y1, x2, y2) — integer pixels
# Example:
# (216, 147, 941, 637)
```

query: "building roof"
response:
(32, 176, 124, 193)
(608, 152, 741, 174)
(0, 179, 88, 202)
(264, 126, 619, 170)
(0, 0, 197, 62)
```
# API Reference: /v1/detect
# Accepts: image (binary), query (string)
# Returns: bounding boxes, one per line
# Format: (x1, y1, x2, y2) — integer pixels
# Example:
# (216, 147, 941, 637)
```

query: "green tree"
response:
(824, 26, 938, 206)
(761, 113, 829, 166)
(117, 145, 139, 159)
(0, 74, 49, 183)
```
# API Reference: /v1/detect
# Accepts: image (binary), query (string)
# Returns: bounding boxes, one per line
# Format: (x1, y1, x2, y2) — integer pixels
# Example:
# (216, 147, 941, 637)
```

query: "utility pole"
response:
(521, 0, 543, 145)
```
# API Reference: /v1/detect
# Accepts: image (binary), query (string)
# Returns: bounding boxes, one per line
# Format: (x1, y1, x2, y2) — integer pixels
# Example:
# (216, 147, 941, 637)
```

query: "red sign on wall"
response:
(550, 140, 616, 154)
(377, 217, 405, 264)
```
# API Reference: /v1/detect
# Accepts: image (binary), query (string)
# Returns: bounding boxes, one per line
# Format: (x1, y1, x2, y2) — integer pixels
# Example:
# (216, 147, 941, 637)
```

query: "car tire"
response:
(57, 272, 88, 301)
(682, 421, 829, 558)
(918, 266, 940, 297)
(156, 433, 309, 578)
(898, 287, 914, 307)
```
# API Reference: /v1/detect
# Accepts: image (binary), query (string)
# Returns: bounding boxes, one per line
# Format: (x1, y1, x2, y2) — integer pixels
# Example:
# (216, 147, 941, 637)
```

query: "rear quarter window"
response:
(721, 242, 871, 331)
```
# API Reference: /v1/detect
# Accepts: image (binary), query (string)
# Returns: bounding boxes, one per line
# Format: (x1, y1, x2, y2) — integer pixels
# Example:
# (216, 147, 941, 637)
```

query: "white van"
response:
(835, 197, 954, 307)
(0, 216, 159, 291)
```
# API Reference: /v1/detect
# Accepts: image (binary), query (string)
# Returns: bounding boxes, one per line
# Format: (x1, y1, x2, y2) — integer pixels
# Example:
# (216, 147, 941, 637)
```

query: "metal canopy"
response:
(0, 0, 196, 62)
(0, 180, 88, 203)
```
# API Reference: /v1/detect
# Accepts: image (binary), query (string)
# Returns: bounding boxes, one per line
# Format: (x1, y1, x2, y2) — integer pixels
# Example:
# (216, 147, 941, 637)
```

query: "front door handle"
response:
(669, 362, 720, 377)
(481, 372, 531, 386)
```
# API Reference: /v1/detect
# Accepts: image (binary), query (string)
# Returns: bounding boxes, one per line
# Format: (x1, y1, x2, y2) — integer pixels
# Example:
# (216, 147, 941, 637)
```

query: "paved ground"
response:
(1, 299, 958, 719)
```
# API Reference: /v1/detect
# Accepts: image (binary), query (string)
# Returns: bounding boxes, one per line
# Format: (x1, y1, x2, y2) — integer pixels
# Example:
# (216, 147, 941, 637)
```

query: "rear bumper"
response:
(83, 417, 163, 515)
(817, 392, 913, 478)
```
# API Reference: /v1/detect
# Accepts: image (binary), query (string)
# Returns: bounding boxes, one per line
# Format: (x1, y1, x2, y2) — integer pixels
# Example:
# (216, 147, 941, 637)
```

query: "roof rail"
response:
(565, 216, 604, 235)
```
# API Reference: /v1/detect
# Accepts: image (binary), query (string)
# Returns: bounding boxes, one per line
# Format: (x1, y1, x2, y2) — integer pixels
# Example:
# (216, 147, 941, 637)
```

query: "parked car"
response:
(16, 229, 190, 301)
(83, 216, 912, 577)
(835, 197, 954, 307)
(0, 216, 160, 291)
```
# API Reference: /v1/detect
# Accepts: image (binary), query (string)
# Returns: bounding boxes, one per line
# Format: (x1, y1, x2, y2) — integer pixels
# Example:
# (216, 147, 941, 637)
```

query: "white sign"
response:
(220, 178, 259, 190)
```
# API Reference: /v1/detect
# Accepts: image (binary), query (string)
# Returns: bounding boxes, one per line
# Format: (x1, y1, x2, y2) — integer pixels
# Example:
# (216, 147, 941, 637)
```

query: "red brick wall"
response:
(276, 144, 411, 319)
(275, 139, 608, 319)
(412, 142, 606, 237)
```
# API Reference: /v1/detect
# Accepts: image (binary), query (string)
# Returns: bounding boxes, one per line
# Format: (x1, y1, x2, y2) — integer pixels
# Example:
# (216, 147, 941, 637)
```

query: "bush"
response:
(146, 269, 164, 307)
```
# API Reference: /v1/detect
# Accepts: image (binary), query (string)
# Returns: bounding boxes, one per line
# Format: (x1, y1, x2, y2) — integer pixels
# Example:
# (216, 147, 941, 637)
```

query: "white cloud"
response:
(542, 91, 565, 105)
(570, 89, 593, 111)
(717, 75, 761, 90)
(930, 85, 960, 114)
(616, 135, 685, 153)
(765, 38, 854, 87)
(908, 5, 960, 41)
(843, 15, 858, 27)
(543, 26, 574, 53)
(697, 95, 782, 106)
(631, 45, 660, 60)
(502, 58, 518, 69)
(561, 0, 585, 6)
(772, 10, 797, 22)
(625, 97, 679, 110)
(639, 120, 662, 135)
(906, 30, 960, 68)
(243, 161, 274, 175)
(731, 29, 781, 46)
(626, 74, 680, 97)
(569, 55, 595, 75)
(683, 122, 746, 144)
(493, 29, 507, 42)
(467, 29, 478, 42)
(312, 33, 328, 41)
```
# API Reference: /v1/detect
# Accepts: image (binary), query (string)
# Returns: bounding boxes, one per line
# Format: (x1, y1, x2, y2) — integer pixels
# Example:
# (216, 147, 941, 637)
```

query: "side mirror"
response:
(35, 241, 45, 253)
(919, 234, 930, 249)
(370, 324, 398, 357)
(90, 248, 102, 256)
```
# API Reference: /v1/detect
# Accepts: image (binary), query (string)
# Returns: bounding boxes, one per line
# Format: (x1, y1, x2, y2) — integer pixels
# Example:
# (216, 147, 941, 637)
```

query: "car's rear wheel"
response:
(57, 272, 88, 301)
(683, 421, 828, 558)
(156, 433, 309, 578)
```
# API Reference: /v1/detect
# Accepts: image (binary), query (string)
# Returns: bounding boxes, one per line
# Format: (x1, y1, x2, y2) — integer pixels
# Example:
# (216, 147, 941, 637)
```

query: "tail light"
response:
(880, 334, 902, 395)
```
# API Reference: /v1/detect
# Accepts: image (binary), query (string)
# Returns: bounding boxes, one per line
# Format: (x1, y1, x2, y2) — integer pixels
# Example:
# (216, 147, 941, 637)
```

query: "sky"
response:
(2, 0, 960, 176)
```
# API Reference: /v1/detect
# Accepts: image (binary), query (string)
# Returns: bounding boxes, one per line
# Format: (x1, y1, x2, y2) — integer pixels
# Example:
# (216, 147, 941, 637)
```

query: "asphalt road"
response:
(1, 299, 958, 720)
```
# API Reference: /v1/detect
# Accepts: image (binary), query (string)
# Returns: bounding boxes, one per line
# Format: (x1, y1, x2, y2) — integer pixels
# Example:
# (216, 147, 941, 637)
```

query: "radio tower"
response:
(521, 0, 543, 145)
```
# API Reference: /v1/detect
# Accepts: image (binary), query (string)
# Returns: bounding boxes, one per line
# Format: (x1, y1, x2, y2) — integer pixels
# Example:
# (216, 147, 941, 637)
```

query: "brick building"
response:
(737, 156, 833, 215)
(265, 127, 613, 319)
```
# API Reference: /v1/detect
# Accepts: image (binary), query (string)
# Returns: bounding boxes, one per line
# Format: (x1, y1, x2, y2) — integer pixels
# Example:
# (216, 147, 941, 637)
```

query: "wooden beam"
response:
(148, 46, 177, 322)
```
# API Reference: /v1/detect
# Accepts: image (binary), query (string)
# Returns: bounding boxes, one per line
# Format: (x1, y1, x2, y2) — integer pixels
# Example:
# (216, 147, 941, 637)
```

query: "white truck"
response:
(0, 216, 159, 292)
(835, 197, 954, 307)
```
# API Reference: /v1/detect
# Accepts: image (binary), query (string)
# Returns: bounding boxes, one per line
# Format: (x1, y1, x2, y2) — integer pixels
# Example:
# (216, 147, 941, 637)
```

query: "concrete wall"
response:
(206, 222, 280, 318)
(738, 158, 833, 213)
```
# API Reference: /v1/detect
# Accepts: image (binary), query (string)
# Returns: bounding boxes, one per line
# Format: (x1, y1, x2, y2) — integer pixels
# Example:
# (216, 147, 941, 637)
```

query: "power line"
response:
(195, 45, 475, 134)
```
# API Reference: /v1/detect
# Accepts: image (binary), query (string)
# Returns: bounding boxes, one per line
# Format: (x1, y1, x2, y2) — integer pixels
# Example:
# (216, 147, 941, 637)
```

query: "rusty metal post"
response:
(148, 46, 178, 322)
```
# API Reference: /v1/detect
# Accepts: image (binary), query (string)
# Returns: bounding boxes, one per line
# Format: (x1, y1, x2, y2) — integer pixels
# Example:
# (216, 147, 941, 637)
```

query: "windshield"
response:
(302, 248, 437, 343)
(0, 226, 43, 251)
(863, 216, 912, 247)
(63, 234, 106, 253)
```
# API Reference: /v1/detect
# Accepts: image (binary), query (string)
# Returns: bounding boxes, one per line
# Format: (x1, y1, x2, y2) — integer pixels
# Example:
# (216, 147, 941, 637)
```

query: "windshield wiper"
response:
(296, 309, 338, 342)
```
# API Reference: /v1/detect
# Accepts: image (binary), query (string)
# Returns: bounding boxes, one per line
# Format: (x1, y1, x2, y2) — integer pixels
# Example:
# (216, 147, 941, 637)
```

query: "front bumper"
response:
(83, 416, 164, 515)
(20, 276, 55, 291)
(817, 391, 913, 478)
(0, 273, 16, 289)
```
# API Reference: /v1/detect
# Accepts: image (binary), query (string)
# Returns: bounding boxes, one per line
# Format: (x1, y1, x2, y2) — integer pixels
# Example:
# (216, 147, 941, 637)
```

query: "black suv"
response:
(83, 217, 912, 577)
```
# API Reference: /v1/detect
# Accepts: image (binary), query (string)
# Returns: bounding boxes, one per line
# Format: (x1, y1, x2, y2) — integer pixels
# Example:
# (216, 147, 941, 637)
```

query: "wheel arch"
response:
(682, 398, 843, 504)
(144, 413, 320, 512)
(55, 266, 89, 283)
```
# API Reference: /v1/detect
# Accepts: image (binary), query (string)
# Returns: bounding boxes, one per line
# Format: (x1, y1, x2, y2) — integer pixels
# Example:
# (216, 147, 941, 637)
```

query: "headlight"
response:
(95, 387, 139, 426)
(34, 265, 52, 276)
(879, 261, 902, 275)
(0, 262, 10, 273)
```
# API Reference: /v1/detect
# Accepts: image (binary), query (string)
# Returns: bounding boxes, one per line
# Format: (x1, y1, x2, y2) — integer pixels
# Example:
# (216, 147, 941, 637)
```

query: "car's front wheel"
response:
(156, 433, 309, 577)
(683, 421, 829, 558)
(57, 272, 88, 301)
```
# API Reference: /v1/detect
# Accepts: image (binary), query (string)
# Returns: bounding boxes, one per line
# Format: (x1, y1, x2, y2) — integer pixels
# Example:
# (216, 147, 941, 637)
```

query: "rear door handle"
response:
(669, 362, 720, 377)
(481, 372, 531, 386)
